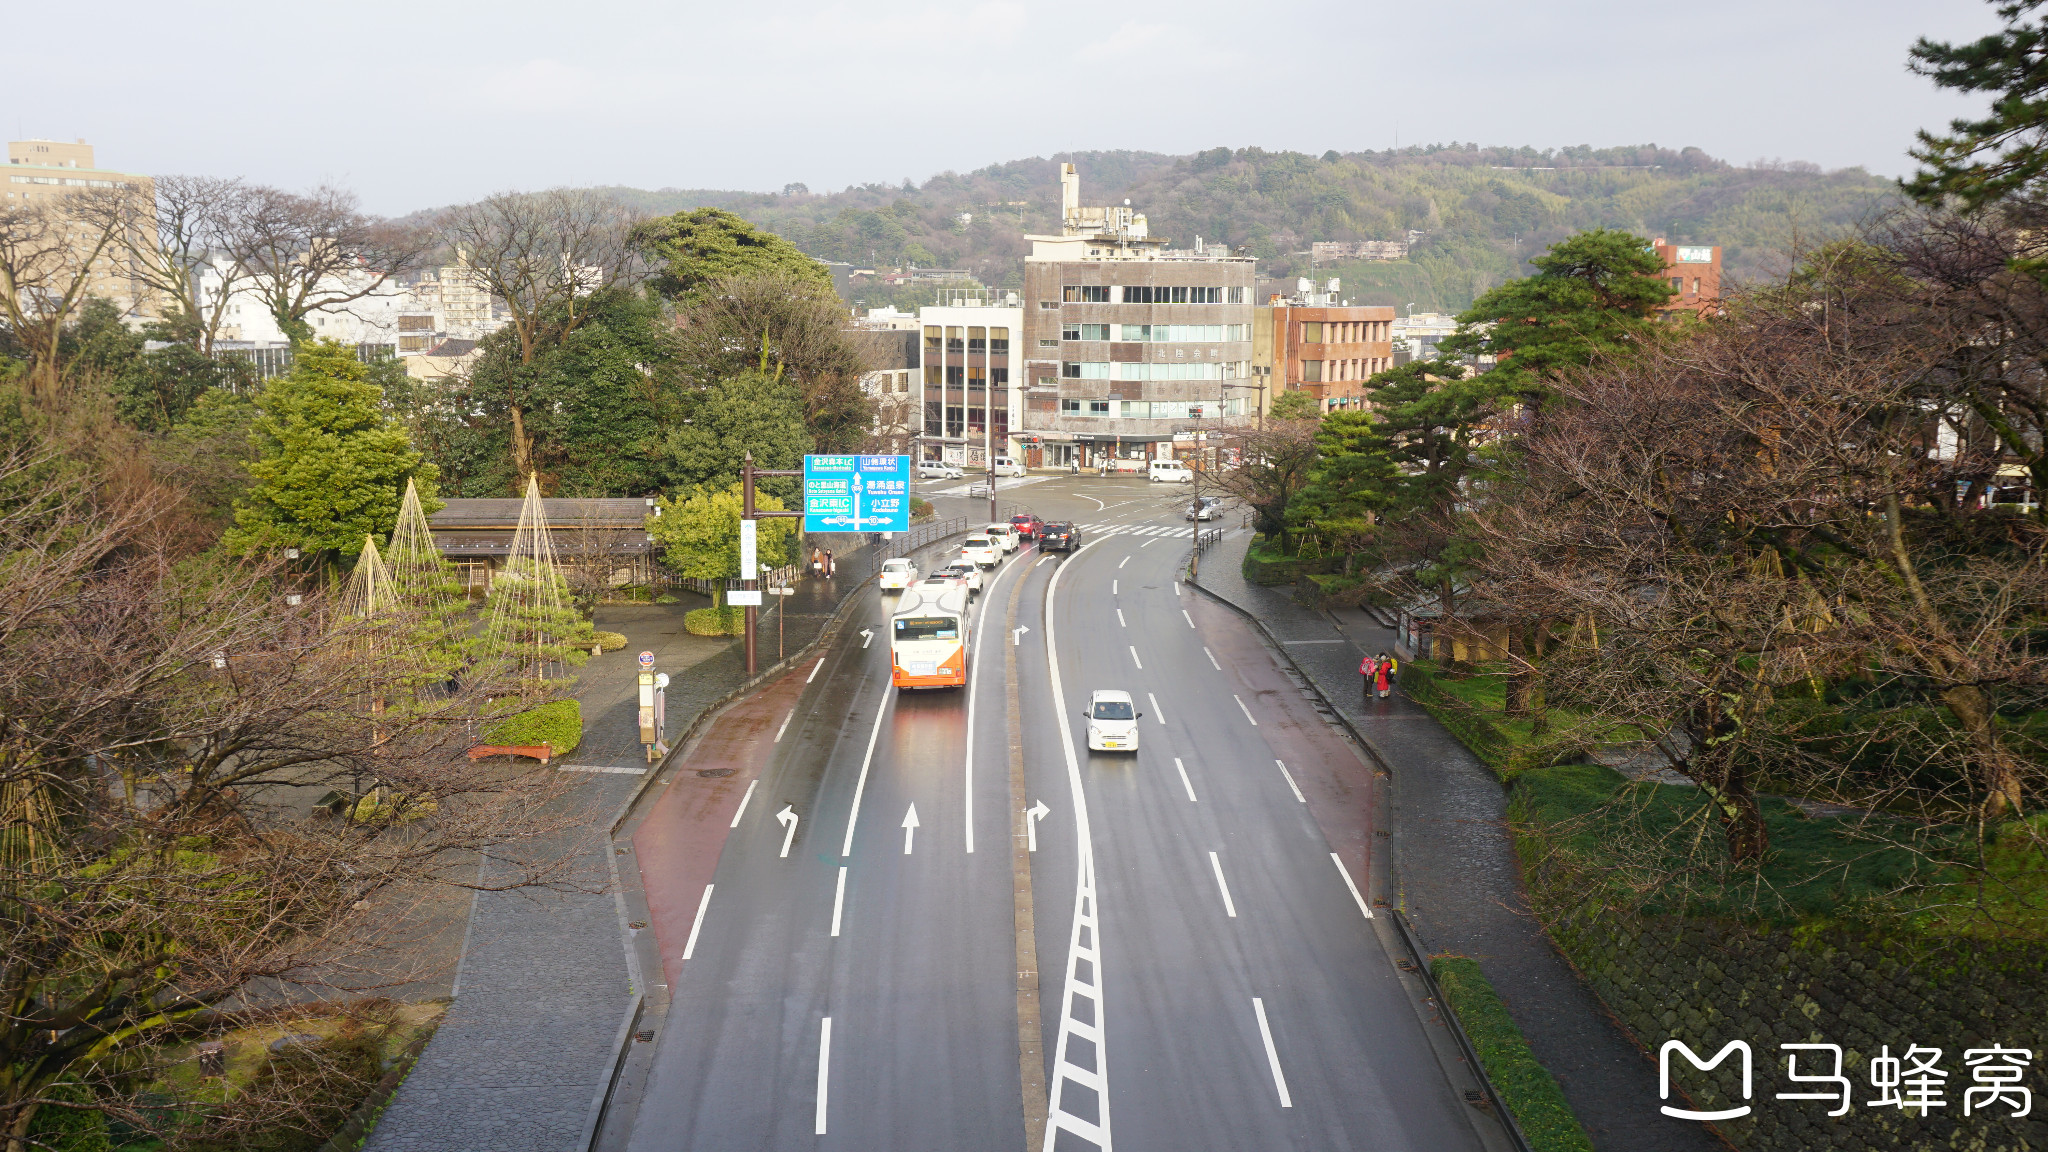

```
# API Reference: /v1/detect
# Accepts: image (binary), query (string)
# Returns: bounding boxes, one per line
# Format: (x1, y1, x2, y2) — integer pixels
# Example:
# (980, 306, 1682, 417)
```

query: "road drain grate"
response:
(697, 768, 735, 778)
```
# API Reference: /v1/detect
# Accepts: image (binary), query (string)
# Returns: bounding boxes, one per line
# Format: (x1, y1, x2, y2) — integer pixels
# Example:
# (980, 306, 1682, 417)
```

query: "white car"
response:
(1085, 690, 1141, 752)
(917, 461, 963, 480)
(1149, 460, 1194, 483)
(960, 535, 1001, 568)
(991, 456, 1026, 477)
(878, 558, 918, 591)
(936, 562, 984, 593)
(985, 523, 1019, 553)
(1186, 496, 1223, 521)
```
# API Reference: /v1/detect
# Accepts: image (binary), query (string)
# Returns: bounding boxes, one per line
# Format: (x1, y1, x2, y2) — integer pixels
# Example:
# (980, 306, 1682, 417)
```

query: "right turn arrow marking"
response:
(1026, 799, 1050, 853)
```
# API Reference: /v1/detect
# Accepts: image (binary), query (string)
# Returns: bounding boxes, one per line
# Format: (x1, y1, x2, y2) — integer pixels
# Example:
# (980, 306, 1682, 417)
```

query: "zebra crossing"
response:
(1074, 522, 1198, 538)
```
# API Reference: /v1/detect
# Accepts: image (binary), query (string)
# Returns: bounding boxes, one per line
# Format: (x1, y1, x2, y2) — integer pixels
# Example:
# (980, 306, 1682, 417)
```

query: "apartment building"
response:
(5, 138, 158, 319)
(1648, 238, 1720, 315)
(847, 316, 920, 454)
(1019, 165, 1256, 469)
(918, 290, 1022, 468)
(1253, 280, 1395, 412)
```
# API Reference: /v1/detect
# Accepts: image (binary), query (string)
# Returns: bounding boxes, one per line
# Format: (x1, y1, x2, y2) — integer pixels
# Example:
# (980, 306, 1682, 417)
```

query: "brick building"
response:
(1253, 281, 1395, 412)
(1649, 238, 1721, 314)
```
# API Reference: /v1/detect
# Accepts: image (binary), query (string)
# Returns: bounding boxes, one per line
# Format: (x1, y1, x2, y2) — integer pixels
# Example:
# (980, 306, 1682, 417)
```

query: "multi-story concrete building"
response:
(1252, 279, 1395, 412)
(1019, 165, 1256, 469)
(918, 290, 1022, 468)
(5, 138, 158, 320)
(1648, 238, 1721, 315)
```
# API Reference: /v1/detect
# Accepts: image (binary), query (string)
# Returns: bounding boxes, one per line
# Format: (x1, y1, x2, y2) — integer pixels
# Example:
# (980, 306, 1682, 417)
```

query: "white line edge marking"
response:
(1182, 609, 1195, 629)
(1118, 556, 1129, 569)
(1253, 998, 1293, 1107)
(1331, 853, 1375, 920)
(1173, 581, 1181, 595)
(774, 710, 793, 742)
(1234, 694, 1258, 725)
(681, 883, 714, 959)
(1112, 579, 1118, 594)
(1275, 759, 1305, 803)
(806, 657, 825, 684)
(964, 549, 1028, 854)
(1204, 646, 1221, 671)
(831, 866, 848, 936)
(1117, 608, 1126, 627)
(1148, 692, 1165, 725)
(1141, 538, 1157, 548)
(815, 1016, 832, 1134)
(1209, 851, 1237, 917)
(840, 692, 892, 857)
(1174, 757, 1198, 802)
(729, 779, 758, 828)
(1129, 645, 1143, 669)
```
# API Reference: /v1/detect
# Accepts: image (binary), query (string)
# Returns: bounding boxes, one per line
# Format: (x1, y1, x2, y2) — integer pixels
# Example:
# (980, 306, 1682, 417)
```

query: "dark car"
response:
(1009, 512, 1044, 540)
(1039, 522, 1079, 552)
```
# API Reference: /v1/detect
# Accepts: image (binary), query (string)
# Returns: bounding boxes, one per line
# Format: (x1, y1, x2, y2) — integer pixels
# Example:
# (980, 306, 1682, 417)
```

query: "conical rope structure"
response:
(478, 473, 592, 696)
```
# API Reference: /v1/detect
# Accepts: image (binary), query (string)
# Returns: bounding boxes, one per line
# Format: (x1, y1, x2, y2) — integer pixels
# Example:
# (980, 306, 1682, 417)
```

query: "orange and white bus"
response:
(890, 583, 971, 690)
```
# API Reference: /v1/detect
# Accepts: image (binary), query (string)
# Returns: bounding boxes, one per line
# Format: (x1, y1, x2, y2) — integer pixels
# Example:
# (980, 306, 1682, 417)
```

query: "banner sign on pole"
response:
(803, 455, 911, 533)
(739, 518, 757, 576)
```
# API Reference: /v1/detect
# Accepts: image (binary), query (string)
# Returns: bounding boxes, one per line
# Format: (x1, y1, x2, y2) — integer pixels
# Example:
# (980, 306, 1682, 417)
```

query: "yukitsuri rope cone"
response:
(478, 473, 591, 697)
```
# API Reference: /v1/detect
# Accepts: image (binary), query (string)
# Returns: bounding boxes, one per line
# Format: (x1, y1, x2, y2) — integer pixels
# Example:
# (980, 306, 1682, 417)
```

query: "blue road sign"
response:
(803, 455, 911, 533)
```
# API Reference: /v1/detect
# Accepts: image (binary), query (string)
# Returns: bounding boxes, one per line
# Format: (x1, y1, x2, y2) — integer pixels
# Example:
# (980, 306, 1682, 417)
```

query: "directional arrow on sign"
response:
(1026, 799, 1050, 852)
(901, 803, 920, 854)
(860, 629, 874, 649)
(775, 804, 799, 858)
(1012, 625, 1030, 646)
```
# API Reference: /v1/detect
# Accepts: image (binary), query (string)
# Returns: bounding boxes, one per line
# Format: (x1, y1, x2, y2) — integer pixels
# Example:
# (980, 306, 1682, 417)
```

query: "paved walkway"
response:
(1189, 531, 1717, 1152)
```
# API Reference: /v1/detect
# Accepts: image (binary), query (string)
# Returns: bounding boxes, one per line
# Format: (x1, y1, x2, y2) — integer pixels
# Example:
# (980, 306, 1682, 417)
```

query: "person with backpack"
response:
(1375, 652, 1395, 699)
(1360, 653, 1378, 702)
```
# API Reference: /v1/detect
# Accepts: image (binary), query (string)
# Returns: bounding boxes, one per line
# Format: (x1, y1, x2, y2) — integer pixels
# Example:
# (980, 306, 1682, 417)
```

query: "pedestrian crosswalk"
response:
(1073, 522, 1200, 538)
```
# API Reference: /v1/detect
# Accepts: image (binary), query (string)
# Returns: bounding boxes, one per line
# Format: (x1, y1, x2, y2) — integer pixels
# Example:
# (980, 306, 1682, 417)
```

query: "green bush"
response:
(910, 497, 935, 522)
(684, 606, 744, 636)
(592, 630, 627, 652)
(1242, 538, 1300, 585)
(24, 1081, 109, 1152)
(481, 700, 582, 756)
(1430, 956, 1593, 1152)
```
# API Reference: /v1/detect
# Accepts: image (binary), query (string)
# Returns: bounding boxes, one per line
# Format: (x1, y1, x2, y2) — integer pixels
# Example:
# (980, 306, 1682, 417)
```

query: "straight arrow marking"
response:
(901, 802, 920, 854)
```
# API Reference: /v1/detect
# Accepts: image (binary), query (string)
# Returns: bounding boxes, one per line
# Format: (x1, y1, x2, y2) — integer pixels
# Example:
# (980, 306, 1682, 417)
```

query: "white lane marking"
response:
(1234, 694, 1258, 725)
(1027, 798, 1050, 852)
(1275, 759, 1305, 803)
(1112, 579, 1118, 594)
(839, 694, 893, 857)
(901, 803, 920, 854)
(1182, 609, 1195, 628)
(815, 1017, 833, 1134)
(1044, 541, 1113, 1152)
(807, 657, 825, 683)
(860, 628, 874, 648)
(1118, 556, 1129, 570)
(966, 548, 1030, 855)
(1203, 646, 1221, 671)
(831, 867, 848, 935)
(557, 764, 647, 774)
(682, 883, 714, 959)
(1174, 757, 1198, 802)
(1209, 851, 1238, 918)
(1117, 608, 1126, 627)
(1147, 692, 1165, 725)
(729, 779, 758, 828)
(777, 804, 800, 857)
(1331, 853, 1375, 920)
(1253, 998, 1293, 1108)
(1174, 581, 1181, 596)
(1129, 645, 1143, 669)
(1081, 493, 1105, 510)
(1141, 538, 1158, 548)
(774, 710, 794, 742)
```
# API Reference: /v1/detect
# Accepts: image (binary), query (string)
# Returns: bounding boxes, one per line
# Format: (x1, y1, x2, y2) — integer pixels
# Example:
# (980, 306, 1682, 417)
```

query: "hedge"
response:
(1430, 956, 1594, 1152)
(684, 606, 745, 636)
(482, 700, 582, 756)
(592, 630, 627, 652)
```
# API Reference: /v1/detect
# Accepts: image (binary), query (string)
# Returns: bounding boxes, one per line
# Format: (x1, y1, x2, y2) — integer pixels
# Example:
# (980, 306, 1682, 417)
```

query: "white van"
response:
(991, 456, 1026, 477)
(1148, 460, 1194, 483)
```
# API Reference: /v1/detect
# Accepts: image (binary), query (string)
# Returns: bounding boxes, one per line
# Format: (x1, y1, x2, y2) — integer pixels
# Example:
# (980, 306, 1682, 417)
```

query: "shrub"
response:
(481, 700, 582, 755)
(910, 497, 935, 522)
(1430, 956, 1593, 1152)
(592, 630, 627, 652)
(23, 1081, 109, 1152)
(684, 606, 745, 636)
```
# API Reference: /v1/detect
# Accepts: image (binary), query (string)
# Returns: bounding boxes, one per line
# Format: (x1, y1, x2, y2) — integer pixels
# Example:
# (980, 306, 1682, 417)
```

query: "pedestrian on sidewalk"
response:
(1360, 653, 1378, 702)
(824, 550, 836, 577)
(1375, 652, 1393, 699)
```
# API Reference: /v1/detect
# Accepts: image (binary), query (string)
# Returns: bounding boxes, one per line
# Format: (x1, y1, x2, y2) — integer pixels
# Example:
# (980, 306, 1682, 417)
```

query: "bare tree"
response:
(1203, 415, 1321, 547)
(439, 189, 644, 480)
(119, 174, 250, 353)
(0, 186, 147, 399)
(226, 184, 433, 347)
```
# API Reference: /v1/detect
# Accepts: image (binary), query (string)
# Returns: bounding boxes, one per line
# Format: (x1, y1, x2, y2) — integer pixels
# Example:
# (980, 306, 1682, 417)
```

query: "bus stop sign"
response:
(803, 455, 911, 533)
(638, 651, 655, 668)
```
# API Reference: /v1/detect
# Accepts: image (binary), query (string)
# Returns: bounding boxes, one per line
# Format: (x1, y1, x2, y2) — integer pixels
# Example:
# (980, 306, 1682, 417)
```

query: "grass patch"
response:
(481, 699, 582, 756)
(1430, 957, 1593, 1152)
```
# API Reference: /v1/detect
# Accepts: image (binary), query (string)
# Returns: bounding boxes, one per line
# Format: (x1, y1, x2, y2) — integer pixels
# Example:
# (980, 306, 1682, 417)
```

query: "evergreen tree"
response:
(1286, 410, 1398, 552)
(1905, 1, 2048, 209)
(635, 207, 837, 303)
(648, 483, 798, 610)
(223, 340, 437, 561)
(660, 370, 815, 502)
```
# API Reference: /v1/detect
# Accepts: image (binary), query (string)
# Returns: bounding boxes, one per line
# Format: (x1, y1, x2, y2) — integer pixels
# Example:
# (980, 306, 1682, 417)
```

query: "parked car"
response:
(960, 535, 1001, 568)
(1039, 522, 1079, 552)
(991, 456, 1026, 477)
(937, 562, 985, 593)
(1084, 689, 1141, 752)
(878, 557, 918, 591)
(984, 523, 1019, 553)
(1148, 460, 1194, 483)
(917, 461, 963, 480)
(1009, 512, 1044, 540)
(1185, 496, 1224, 521)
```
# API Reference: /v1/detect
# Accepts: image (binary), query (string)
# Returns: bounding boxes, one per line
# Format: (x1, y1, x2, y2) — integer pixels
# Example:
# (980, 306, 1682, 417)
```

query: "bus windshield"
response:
(895, 617, 960, 642)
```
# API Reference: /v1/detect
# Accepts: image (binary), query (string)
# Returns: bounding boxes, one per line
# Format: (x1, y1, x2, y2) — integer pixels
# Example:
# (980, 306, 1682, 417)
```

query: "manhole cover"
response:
(697, 768, 735, 778)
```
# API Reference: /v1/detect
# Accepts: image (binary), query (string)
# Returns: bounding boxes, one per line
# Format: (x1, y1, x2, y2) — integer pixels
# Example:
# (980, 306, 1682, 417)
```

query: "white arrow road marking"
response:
(1026, 799, 1050, 852)
(1013, 625, 1030, 645)
(1203, 646, 1222, 671)
(1253, 999, 1293, 1107)
(729, 779, 758, 828)
(1147, 692, 1165, 725)
(815, 1017, 833, 1134)
(1275, 759, 1305, 803)
(1331, 853, 1375, 920)
(1209, 851, 1238, 917)
(860, 628, 874, 649)
(831, 866, 848, 936)
(1234, 694, 1258, 725)
(776, 804, 799, 858)
(1129, 645, 1143, 669)
(901, 803, 920, 854)
(682, 883, 714, 959)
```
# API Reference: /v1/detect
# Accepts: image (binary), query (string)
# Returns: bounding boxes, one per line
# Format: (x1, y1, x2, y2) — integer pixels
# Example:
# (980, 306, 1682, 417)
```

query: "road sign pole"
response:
(742, 452, 757, 678)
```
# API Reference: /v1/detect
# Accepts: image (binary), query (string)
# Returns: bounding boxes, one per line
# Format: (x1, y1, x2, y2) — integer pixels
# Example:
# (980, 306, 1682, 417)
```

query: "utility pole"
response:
(741, 451, 804, 678)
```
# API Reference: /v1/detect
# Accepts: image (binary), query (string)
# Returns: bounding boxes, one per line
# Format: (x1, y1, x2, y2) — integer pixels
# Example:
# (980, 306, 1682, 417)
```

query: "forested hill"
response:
(591, 144, 1897, 314)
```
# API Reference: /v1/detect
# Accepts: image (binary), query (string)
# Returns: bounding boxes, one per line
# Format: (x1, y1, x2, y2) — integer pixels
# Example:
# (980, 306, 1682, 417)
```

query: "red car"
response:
(1009, 513, 1044, 540)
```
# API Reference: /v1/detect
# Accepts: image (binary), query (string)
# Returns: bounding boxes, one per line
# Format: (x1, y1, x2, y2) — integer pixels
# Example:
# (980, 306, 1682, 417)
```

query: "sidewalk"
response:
(1190, 532, 1717, 1152)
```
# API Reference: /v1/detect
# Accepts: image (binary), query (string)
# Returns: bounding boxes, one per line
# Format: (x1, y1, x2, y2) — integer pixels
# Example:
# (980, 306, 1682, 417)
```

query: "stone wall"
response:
(1530, 875, 2048, 1151)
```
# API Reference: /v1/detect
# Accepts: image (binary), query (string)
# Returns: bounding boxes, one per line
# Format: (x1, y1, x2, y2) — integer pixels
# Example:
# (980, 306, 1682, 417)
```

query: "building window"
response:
(1302, 360, 1324, 382)
(1061, 398, 1082, 413)
(946, 365, 965, 386)
(1302, 322, 1323, 343)
(1039, 338, 1059, 348)
(1062, 285, 1111, 302)
(1040, 300, 1061, 310)
(990, 326, 1009, 353)
(1089, 401, 1111, 415)
(1227, 287, 1245, 304)
(925, 365, 942, 387)
(946, 326, 965, 353)
(1062, 322, 1110, 341)
(968, 326, 987, 353)
(925, 325, 941, 354)
(1669, 277, 1683, 292)
(991, 367, 1009, 386)
(1690, 278, 1700, 296)
(1061, 361, 1111, 379)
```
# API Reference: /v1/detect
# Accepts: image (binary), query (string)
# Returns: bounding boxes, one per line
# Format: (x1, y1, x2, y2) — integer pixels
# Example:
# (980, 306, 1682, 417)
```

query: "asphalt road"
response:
(625, 476, 1500, 1152)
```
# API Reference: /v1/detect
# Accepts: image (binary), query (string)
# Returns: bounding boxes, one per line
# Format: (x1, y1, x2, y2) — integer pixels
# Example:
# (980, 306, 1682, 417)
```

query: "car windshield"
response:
(966, 537, 990, 547)
(942, 565, 972, 575)
(895, 616, 960, 641)
(1091, 700, 1135, 720)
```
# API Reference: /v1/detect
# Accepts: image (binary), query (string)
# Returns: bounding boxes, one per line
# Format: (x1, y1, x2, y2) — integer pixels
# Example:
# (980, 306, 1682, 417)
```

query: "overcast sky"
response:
(9, 0, 2008, 215)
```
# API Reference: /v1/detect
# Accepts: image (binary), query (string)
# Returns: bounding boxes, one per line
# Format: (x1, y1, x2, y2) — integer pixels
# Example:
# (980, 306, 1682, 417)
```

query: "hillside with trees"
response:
(581, 144, 1896, 313)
